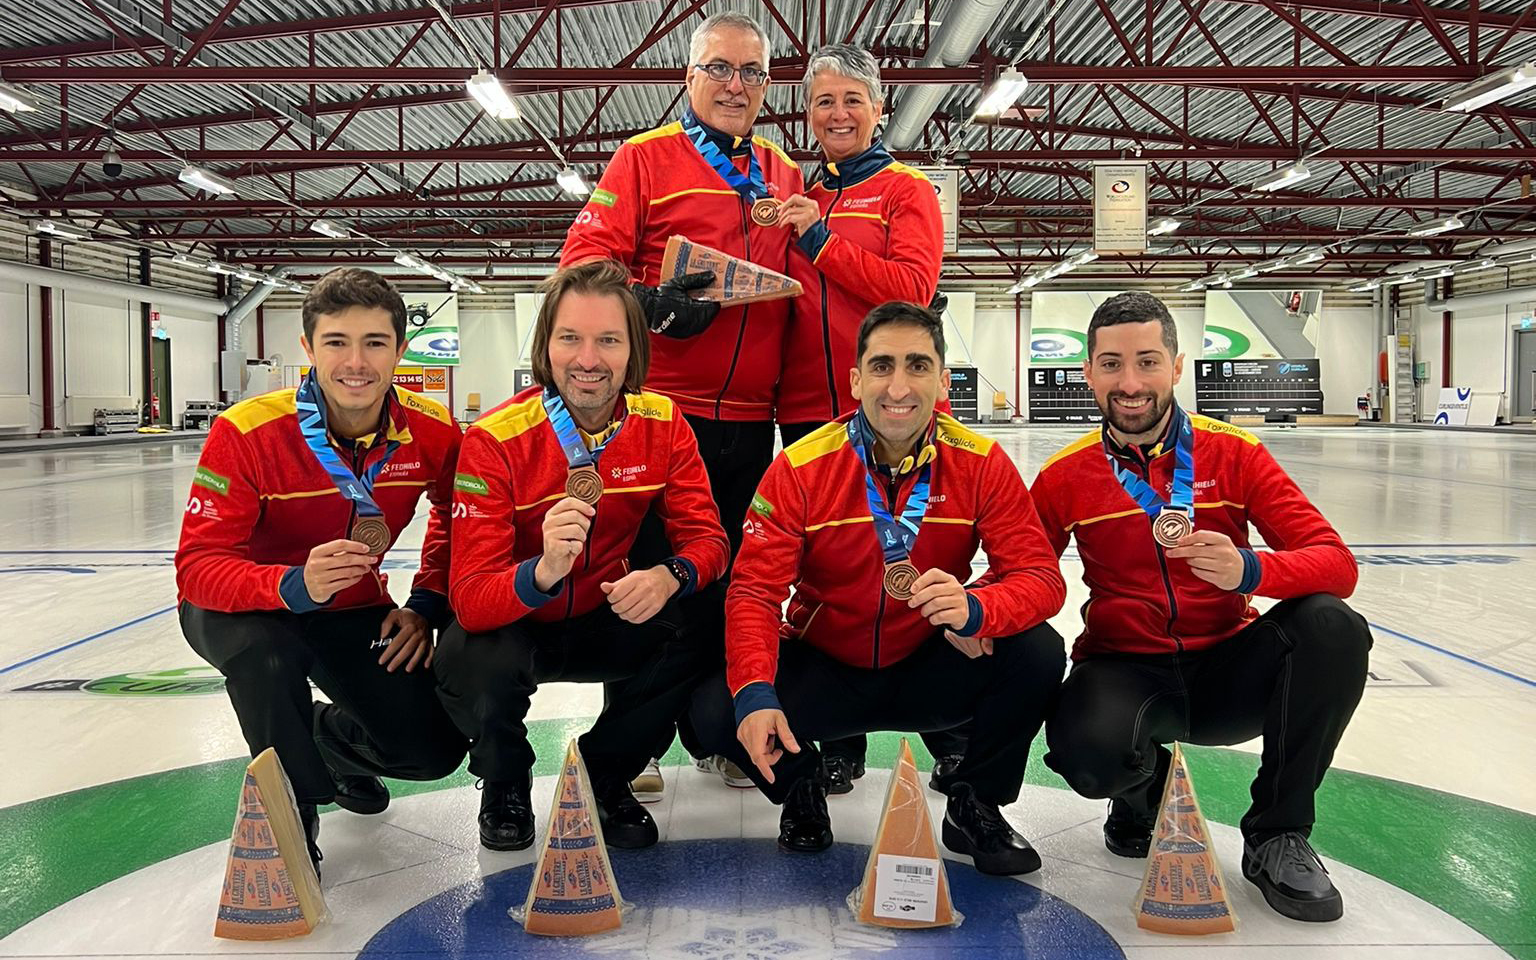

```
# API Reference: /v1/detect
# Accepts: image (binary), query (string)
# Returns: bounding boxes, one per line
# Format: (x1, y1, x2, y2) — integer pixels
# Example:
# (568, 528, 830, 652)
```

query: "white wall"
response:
(1318, 306, 1376, 417)
(1411, 296, 1535, 422)
(458, 305, 529, 416)
(0, 279, 35, 431)
(154, 309, 219, 425)
(60, 290, 136, 425)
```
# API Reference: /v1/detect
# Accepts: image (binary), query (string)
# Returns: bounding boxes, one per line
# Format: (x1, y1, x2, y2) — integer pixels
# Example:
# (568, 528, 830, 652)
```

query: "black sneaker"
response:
(941, 783, 1041, 876)
(777, 775, 833, 853)
(928, 754, 963, 792)
(298, 801, 323, 880)
(1103, 797, 1155, 858)
(478, 778, 535, 852)
(330, 772, 390, 815)
(593, 780, 658, 849)
(823, 755, 864, 796)
(1243, 833, 1344, 922)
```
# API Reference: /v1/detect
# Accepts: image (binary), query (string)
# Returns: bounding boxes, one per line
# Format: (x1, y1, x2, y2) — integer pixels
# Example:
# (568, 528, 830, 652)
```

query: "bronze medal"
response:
(565, 465, 604, 506)
(350, 515, 392, 556)
(1152, 508, 1193, 549)
(883, 560, 920, 601)
(750, 197, 781, 227)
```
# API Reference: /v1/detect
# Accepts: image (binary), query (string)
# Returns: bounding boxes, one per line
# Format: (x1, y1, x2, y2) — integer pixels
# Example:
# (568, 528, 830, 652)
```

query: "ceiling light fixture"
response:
(1148, 217, 1182, 236)
(0, 81, 38, 113)
(466, 70, 521, 120)
(972, 68, 1029, 120)
(1443, 62, 1536, 113)
(1406, 216, 1464, 238)
(178, 165, 237, 195)
(1250, 160, 1312, 193)
(556, 166, 590, 197)
(32, 219, 91, 241)
(309, 219, 350, 239)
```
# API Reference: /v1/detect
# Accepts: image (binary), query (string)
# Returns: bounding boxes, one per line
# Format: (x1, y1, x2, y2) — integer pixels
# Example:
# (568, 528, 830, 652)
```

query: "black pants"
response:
(630, 415, 777, 760)
(1044, 594, 1371, 843)
(434, 604, 709, 786)
(181, 602, 467, 804)
(789, 410, 977, 771)
(690, 623, 1066, 806)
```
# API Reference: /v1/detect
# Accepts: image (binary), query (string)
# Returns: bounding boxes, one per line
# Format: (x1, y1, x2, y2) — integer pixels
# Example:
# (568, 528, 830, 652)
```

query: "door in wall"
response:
(1516, 329, 1536, 424)
(150, 337, 172, 427)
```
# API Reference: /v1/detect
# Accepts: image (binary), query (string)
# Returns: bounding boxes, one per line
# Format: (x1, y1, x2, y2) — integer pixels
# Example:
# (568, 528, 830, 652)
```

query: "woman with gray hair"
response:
(769, 45, 961, 818)
(774, 44, 946, 440)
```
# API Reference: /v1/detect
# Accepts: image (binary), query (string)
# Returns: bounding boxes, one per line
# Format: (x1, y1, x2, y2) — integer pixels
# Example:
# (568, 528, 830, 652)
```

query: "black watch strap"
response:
(663, 557, 691, 590)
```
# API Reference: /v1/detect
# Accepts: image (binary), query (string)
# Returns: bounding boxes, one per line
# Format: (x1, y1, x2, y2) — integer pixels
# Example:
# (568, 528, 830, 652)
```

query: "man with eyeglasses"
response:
(562, 11, 804, 798)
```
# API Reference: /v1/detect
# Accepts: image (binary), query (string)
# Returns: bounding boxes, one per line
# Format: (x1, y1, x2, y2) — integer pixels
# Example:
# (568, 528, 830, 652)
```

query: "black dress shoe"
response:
(823, 755, 864, 796)
(1103, 797, 1155, 858)
(331, 772, 390, 815)
(928, 754, 963, 792)
(941, 783, 1041, 876)
(777, 775, 833, 853)
(478, 779, 535, 851)
(298, 802, 323, 880)
(594, 781, 659, 849)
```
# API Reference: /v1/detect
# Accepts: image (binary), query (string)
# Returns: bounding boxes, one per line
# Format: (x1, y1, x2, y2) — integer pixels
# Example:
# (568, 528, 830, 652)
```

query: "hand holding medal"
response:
(905, 567, 973, 630)
(1164, 529, 1245, 591)
(772, 195, 822, 236)
(535, 496, 595, 590)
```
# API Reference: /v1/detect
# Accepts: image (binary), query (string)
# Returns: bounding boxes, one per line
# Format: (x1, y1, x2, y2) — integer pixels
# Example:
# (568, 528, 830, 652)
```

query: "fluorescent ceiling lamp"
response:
(1456, 257, 1498, 273)
(234, 269, 267, 284)
(1380, 273, 1419, 286)
(1255, 257, 1289, 274)
(33, 219, 90, 241)
(1177, 280, 1206, 292)
(204, 260, 239, 276)
(1407, 216, 1464, 238)
(1443, 62, 1536, 113)
(1148, 217, 1182, 237)
(1005, 280, 1027, 295)
(393, 252, 429, 271)
(466, 70, 521, 120)
(972, 68, 1029, 119)
(170, 253, 205, 268)
(309, 219, 350, 239)
(283, 281, 306, 294)
(1413, 266, 1455, 281)
(1250, 160, 1311, 193)
(1211, 276, 1233, 289)
(0, 81, 38, 113)
(1347, 280, 1380, 292)
(178, 165, 236, 195)
(1227, 264, 1259, 280)
(1480, 236, 1536, 258)
(1284, 247, 1327, 267)
(259, 274, 286, 285)
(556, 166, 590, 197)
(1387, 258, 1455, 274)
(1068, 250, 1099, 267)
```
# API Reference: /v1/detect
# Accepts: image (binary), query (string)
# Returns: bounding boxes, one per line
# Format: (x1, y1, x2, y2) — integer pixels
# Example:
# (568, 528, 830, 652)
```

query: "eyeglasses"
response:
(693, 62, 769, 87)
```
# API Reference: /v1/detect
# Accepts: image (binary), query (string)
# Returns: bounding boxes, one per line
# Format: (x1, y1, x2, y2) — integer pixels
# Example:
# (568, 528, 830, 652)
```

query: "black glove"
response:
(634, 271, 720, 339)
(928, 290, 949, 315)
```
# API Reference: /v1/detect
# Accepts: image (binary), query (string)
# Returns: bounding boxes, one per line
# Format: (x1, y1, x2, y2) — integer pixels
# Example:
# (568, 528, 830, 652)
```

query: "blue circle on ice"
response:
(358, 838, 1125, 958)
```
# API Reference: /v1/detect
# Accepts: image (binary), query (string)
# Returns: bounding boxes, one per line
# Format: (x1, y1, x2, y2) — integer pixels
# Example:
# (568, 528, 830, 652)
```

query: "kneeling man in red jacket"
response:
(435, 260, 730, 853)
(1032, 291, 1371, 923)
(691, 301, 1068, 877)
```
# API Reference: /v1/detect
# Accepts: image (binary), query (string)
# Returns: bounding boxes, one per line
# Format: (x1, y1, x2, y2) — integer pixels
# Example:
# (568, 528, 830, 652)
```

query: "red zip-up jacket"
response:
(779, 144, 944, 425)
(560, 110, 805, 422)
(1030, 406, 1358, 659)
(448, 388, 731, 633)
(175, 385, 461, 621)
(727, 412, 1066, 721)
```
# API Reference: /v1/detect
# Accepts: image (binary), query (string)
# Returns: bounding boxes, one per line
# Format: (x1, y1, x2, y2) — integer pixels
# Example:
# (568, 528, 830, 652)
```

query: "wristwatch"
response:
(662, 557, 692, 593)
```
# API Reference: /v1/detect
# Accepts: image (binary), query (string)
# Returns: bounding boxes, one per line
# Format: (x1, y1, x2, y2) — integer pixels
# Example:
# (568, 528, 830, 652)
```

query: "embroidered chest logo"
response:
(610, 463, 649, 483)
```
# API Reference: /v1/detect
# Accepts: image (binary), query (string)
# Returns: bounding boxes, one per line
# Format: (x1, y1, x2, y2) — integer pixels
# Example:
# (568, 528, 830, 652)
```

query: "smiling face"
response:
(807, 71, 881, 162)
(685, 26, 769, 138)
(1084, 319, 1184, 444)
(851, 322, 948, 461)
(300, 305, 405, 435)
(547, 290, 631, 430)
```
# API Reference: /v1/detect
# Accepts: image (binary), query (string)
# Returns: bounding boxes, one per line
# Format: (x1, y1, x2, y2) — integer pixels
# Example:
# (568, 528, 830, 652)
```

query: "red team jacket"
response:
(727, 413, 1067, 717)
(561, 110, 805, 422)
(175, 386, 462, 619)
(448, 388, 731, 633)
(779, 143, 945, 425)
(1030, 407, 1358, 659)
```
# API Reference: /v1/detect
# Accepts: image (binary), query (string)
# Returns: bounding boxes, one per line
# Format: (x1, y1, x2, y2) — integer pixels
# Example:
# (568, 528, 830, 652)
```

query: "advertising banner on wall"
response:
(1028, 291, 1114, 423)
(401, 292, 460, 365)
(1434, 387, 1473, 426)
(1093, 163, 1147, 254)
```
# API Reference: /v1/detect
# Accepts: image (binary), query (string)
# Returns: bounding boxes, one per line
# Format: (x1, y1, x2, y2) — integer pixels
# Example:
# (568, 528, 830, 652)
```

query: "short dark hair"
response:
(1087, 291, 1178, 357)
(302, 268, 407, 345)
(530, 259, 650, 393)
(856, 301, 946, 365)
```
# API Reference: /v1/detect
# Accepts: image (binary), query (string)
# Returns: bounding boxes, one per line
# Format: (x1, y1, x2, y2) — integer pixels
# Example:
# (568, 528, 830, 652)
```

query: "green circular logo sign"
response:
(1030, 327, 1089, 364)
(82, 667, 227, 697)
(1202, 324, 1252, 360)
(403, 325, 460, 364)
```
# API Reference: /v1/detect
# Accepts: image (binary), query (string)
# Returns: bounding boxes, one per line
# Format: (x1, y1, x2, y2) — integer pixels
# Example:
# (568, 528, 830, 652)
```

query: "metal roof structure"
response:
(0, 0, 1532, 289)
